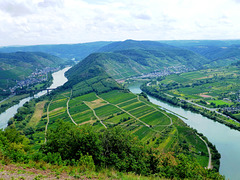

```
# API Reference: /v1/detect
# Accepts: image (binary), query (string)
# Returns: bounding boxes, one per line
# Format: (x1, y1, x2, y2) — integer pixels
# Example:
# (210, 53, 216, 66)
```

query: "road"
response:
(66, 90, 77, 125)
(83, 100, 107, 129)
(196, 134, 212, 169)
(0, 94, 14, 104)
(45, 99, 53, 143)
(164, 93, 238, 122)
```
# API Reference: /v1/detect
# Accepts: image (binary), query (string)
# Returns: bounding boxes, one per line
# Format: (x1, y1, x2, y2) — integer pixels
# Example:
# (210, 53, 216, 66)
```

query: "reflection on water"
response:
(128, 82, 240, 180)
(0, 67, 70, 130)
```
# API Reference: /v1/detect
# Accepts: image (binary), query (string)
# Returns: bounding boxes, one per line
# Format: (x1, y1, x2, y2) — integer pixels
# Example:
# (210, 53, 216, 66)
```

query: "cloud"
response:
(38, 0, 64, 8)
(0, 0, 240, 46)
(132, 12, 152, 20)
(0, 0, 33, 17)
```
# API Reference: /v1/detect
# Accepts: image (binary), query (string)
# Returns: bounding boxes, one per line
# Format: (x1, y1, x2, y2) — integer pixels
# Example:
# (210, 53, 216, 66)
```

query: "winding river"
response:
(1, 72, 240, 179)
(0, 67, 70, 130)
(128, 83, 240, 180)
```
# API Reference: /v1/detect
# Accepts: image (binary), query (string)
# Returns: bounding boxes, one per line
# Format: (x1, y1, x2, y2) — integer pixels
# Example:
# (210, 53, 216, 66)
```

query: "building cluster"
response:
(222, 106, 240, 113)
(135, 65, 194, 79)
(9, 67, 59, 93)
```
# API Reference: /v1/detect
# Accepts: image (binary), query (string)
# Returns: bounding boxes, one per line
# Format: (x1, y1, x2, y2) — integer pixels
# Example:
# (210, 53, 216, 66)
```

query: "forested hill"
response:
(64, 53, 123, 97)
(98, 39, 173, 52)
(189, 45, 240, 67)
(65, 40, 210, 80)
(161, 40, 240, 67)
(0, 52, 66, 90)
(98, 39, 211, 68)
(0, 41, 111, 61)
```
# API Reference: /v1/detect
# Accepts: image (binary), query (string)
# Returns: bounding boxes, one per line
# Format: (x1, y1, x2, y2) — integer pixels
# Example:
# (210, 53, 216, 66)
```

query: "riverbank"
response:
(128, 82, 240, 179)
(0, 67, 70, 130)
(0, 73, 53, 115)
(141, 84, 240, 132)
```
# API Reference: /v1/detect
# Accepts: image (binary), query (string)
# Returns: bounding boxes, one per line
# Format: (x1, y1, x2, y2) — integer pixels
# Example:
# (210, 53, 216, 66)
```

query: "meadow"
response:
(153, 65, 240, 119)
(11, 88, 214, 169)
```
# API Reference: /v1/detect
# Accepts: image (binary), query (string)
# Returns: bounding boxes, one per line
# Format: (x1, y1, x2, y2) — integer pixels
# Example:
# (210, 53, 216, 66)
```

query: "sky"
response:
(0, 0, 240, 46)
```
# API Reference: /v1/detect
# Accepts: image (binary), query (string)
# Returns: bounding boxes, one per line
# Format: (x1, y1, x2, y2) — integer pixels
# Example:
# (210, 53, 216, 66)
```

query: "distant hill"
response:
(98, 39, 172, 52)
(160, 40, 240, 48)
(161, 40, 240, 67)
(99, 39, 210, 66)
(0, 41, 111, 61)
(67, 40, 208, 79)
(64, 40, 213, 97)
(64, 53, 123, 97)
(0, 52, 66, 90)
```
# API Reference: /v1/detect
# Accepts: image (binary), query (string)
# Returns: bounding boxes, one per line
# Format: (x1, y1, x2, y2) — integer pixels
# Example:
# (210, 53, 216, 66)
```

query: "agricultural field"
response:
(151, 65, 240, 119)
(21, 89, 209, 168)
(9, 86, 214, 169)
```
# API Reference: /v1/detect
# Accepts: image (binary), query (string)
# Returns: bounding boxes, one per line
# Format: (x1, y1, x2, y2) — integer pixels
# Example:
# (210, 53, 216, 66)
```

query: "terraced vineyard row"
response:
(29, 89, 209, 168)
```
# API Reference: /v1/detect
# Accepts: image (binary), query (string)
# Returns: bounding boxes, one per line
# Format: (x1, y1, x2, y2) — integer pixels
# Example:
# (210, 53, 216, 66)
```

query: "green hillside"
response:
(0, 52, 66, 91)
(99, 40, 210, 69)
(4, 51, 224, 179)
(161, 40, 240, 67)
(143, 61, 240, 126)
(0, 41, 111, 61)
(66, 40, 210, 80)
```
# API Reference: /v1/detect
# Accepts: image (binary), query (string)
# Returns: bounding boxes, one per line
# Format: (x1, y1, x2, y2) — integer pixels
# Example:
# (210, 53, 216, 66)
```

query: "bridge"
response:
(15, 88, 57, 95)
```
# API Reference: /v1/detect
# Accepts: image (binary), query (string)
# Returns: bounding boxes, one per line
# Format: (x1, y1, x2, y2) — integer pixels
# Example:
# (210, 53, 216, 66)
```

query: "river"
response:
(0, 72, 239, 179)
(128, 83, 240, 180)
(0, 67, 70, 130)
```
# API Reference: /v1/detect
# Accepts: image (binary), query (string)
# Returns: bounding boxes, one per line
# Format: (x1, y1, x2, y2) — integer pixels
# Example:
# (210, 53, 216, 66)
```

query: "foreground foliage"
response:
(0, 121, 224, 179)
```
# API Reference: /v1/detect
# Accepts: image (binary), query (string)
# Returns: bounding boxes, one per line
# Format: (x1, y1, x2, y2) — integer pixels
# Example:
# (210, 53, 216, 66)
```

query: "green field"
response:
(153, 65, 240, 114)
(9, 87, 212, 169)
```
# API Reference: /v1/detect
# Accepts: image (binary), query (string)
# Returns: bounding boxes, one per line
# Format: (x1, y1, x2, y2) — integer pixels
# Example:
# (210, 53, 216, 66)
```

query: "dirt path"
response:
(83, 101, 107, 129)
(95, 94, 151, 128)
(137, 95, 173, 126)
(164, 93, 238, 122)
(45, 99, 53, 143)
(196, 134, 212, 169)
(66, 89, 77, 125)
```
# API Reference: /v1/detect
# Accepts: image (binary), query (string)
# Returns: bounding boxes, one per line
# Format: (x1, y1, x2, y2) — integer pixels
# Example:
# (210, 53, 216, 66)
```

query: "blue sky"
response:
(0, 0, 240, 46)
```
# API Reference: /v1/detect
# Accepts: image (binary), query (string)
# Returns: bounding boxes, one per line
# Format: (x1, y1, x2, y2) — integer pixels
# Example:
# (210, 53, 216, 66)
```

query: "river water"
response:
(1, 72, 239, 179)
(128, 83, 240, 180)
(0, 67, 70, 130)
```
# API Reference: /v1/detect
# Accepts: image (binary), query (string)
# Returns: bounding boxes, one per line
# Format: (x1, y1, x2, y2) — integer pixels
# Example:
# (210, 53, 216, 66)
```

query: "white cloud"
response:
(0, 0, 240, 46)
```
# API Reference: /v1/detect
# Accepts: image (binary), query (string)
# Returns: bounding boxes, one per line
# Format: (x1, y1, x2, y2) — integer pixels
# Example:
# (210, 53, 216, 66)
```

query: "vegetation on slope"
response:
(98, 40, 210, 70)
(141, 62, 240, 128)
(7, 81, 223, 178)
(0, 46, 226, 179)
(0, 52, 66, 91)
(0, 41, 111, 61)
(161, 40, 240, 67)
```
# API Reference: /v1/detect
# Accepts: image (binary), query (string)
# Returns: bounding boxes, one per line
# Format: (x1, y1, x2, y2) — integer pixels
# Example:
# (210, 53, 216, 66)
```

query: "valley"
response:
(1, 39, 240, 179)
(141, 62, 240, 126)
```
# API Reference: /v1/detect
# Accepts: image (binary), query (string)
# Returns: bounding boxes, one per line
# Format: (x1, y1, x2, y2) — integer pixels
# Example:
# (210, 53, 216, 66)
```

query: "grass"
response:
(0, 94, 29, 106)
(95, 104, 121, 119)
(23, 88, 211, 169)
(208, 100, 233, 106)
(28, 101, 47, 127)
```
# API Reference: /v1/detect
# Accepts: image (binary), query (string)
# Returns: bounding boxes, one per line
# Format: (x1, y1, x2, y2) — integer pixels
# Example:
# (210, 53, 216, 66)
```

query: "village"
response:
(9, 67, 59, 94)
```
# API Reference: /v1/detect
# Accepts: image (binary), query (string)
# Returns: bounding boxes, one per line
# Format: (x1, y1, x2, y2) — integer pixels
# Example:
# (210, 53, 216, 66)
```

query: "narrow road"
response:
(66, 90, 77, 125)
(196, 134, 212, 169)
(95, 94, 151, 128)
(164, 93, 238, 122)
(83, 101, 107, 129)
(137, 95, 173, 126)
(45, 99, 53, 143)
(0, 94, 14, 104)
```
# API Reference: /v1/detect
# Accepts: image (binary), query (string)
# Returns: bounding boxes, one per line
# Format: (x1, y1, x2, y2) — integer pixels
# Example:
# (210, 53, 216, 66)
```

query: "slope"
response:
(161, 40, 240, 67)
(98, 40, 211, 73)
(0, 41, 111, 61)
(0, 52, 66, 90)
(7, 52, 223, 177)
